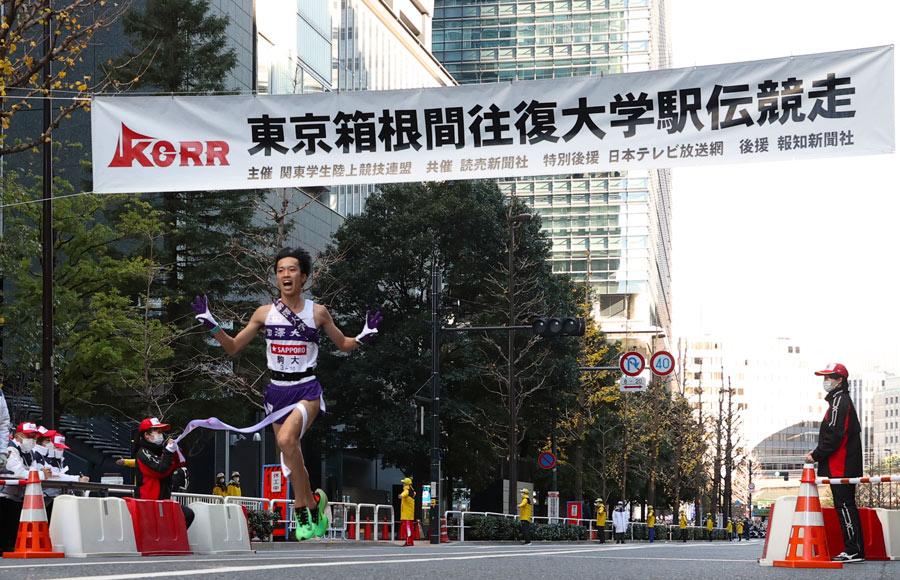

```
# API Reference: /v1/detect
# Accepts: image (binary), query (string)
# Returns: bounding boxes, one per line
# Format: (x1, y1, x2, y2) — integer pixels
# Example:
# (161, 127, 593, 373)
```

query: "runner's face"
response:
(276, 258, 307, 297)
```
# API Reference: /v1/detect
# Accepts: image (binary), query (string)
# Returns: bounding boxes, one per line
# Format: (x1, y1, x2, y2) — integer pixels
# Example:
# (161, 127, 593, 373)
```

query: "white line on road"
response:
(51, 546, 651, 580)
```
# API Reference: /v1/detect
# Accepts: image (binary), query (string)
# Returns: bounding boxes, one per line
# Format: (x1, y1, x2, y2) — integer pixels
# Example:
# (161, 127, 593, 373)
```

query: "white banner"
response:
(91, 46, 894, 194)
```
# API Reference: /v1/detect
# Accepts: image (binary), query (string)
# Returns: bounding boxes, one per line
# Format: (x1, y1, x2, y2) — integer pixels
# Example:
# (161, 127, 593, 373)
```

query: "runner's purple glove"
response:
(191, 295, 221, 332)
(355, 309, 383, 345)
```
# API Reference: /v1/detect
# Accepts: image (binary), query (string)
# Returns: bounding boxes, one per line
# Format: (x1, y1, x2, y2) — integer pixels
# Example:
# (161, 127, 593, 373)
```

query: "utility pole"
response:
(506, 211, 530, 515)
(41, 0, 55, 429)
(430, 254, 442, 544)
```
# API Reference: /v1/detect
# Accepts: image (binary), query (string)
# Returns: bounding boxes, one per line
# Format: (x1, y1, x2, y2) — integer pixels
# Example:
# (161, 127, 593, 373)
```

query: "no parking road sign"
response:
(538, 451, 557, 470)
(619, 352, 645, 377)
(650, 351, 675, 376)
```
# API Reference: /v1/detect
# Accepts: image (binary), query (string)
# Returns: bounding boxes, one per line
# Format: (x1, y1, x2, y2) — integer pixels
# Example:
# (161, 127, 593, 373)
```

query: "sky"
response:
(669, 0, 899, 373)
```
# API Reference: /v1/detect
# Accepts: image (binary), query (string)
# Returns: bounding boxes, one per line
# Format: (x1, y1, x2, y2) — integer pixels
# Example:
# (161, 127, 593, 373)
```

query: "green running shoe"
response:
(312, 489, 329, 538)
(294, 506, 315, 541)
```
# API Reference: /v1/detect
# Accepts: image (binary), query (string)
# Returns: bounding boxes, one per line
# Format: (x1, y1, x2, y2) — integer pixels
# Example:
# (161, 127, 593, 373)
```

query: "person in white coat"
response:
(0, 388, 10, 471)
(612, 500, 630, 544)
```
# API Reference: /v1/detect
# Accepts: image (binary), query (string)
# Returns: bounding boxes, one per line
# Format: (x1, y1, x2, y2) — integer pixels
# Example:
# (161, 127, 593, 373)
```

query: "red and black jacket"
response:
(811, 386, 862, 478)
(134, 438, 184, 500)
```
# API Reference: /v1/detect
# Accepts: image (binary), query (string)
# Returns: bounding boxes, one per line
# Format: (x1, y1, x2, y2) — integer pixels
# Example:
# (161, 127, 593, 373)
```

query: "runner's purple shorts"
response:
(264, 379, 324, 425)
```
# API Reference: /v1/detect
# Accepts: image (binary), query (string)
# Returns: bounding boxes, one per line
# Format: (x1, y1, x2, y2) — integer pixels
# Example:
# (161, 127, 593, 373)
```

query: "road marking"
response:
(51, 546, 644, 580)
(0, 544, 609, 571)
(556, 555, 757, 563)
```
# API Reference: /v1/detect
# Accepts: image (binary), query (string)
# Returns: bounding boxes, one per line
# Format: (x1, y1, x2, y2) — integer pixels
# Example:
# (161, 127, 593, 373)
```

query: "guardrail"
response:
(172, 492, 225, 507)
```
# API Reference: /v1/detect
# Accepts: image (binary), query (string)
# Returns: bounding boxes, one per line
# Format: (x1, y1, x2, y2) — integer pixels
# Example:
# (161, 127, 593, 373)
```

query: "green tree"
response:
(109, 0, 236, 93)
(0, 170, 177, 419)
(109, 0, 274, 426)
(312, 181, 582, 498)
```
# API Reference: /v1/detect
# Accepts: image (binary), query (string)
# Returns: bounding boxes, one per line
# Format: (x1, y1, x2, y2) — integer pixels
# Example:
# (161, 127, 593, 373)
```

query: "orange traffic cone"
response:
(773, 463, 842, 569)
(440, 517, 450, 543)
(3, 463, 64, 559)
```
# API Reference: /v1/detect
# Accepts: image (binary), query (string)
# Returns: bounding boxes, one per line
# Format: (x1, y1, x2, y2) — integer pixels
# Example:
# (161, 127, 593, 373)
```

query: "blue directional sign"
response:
(619, 351, 645, 377)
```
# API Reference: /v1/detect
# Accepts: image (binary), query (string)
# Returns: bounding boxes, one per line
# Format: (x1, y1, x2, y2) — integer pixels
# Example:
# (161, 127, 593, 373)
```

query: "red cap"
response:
(138, 417, 171, 433)
(814, 363, 849, 379)
(16, 422, 40, 435)
(38, 428, 58, 441)
(51, 433, 70, 450)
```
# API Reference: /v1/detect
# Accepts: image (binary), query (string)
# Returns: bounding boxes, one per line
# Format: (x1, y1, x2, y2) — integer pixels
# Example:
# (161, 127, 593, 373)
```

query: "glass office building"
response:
(432, 0, 672, 343)
(329, 0, 456, 216)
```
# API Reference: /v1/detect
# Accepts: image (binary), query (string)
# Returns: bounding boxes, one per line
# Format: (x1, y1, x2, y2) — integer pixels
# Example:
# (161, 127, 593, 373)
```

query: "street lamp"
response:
(507, 210, 531, 515)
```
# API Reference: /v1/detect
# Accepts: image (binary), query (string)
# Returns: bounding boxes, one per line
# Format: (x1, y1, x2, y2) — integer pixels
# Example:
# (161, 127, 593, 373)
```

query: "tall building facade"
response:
(850, 369, 890, 470)
(873, 375, 900, 463)
(329, 0, 456, 216)
(432, 0, 673, 345)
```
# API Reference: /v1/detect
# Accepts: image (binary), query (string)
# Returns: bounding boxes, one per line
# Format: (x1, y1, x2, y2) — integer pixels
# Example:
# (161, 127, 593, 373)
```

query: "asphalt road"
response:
(1, 540, 895, 580)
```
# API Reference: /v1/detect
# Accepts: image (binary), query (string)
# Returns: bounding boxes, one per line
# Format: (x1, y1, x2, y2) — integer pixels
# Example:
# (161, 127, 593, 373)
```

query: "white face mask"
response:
(51, 448, 63, 459)
(823, 377, 842, 393)
(33, 445, 47, 456)
(148, 432, 165, 445)
(19, 439, 35, 453)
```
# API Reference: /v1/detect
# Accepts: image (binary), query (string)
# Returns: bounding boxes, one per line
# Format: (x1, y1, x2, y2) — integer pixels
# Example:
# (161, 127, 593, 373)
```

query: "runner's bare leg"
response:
(272, 399, 320, 508)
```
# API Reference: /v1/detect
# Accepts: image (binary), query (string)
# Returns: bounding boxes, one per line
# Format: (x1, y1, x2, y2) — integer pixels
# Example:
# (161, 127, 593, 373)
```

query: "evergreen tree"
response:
(111, 0, 274, 426)
(110, 0, 237, 93)
(311, 181, 582, 495)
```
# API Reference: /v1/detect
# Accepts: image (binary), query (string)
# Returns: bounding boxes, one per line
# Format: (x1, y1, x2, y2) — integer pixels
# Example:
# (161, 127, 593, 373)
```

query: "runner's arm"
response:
(214, 305, 267, 356)
(316, 305, 362, 353)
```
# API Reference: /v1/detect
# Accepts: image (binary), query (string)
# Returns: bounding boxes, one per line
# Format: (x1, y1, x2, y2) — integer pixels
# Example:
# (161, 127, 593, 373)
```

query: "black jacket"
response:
(811, 386, 862, 478)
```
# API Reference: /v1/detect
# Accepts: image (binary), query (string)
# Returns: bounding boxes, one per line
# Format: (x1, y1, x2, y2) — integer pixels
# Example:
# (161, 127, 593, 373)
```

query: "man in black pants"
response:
(807, 363, 864, 564)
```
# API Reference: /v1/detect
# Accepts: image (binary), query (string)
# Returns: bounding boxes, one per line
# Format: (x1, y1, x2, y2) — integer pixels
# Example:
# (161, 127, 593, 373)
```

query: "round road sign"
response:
(650, 351, 675, 376)
(619, 351, 645, 377)
(538, 451, 557, 470)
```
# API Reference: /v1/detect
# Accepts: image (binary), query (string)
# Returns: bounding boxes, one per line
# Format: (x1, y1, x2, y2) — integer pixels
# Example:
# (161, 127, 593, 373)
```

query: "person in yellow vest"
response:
(227, 471, 242, 496)
(594, 499, 606, 544)
(725, 518, 733, 542)
(705, 513, 714, 541)
(679, 510, 688, 542)
(736, 519, 744, 542)
(212, 472, 229, 496)
(518, 487, 533, 545)
(647, 506, 656, 543)
(398, 477, 416, 547)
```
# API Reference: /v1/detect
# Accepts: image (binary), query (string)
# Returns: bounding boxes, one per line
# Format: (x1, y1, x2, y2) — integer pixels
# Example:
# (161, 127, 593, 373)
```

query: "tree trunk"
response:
(574, 442, 584, 502)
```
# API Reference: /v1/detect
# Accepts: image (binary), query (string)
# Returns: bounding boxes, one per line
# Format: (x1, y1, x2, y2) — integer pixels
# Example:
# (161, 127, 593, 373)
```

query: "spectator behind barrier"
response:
(133, 417, 194, 528)
(0, 422, 49, 551)
(212, 472, 228, 496)
(227, 471, 241, 496)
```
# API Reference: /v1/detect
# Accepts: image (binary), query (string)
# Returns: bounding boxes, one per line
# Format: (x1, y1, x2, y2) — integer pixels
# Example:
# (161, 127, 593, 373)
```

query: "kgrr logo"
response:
(108, 123, 230, 168)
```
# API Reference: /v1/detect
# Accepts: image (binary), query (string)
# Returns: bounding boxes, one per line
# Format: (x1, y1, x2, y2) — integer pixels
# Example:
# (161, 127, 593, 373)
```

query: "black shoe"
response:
(832, 552, 864, 563)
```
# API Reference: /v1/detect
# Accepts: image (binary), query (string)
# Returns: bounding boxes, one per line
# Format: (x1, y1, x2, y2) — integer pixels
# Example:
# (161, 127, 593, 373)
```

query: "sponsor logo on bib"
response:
(271, 343, 308, 356)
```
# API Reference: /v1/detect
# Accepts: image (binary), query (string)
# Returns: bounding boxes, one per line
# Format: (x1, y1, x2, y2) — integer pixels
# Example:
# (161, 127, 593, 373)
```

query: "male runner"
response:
(191, 247, 381, 540)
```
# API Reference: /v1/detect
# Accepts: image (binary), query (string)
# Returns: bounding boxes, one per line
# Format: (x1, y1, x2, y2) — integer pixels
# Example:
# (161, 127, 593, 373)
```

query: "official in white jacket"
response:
(612, 501, 630, 544)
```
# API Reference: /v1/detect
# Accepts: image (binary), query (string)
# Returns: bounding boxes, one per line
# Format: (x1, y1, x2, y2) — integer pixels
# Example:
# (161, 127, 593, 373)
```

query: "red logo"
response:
(108, 123, 230, 168)
(271, 344, 307, 356)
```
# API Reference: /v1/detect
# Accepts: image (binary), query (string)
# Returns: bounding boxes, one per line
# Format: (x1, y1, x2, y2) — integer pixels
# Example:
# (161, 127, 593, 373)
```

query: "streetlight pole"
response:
(430, 253, 442, 543)
(506, 211, 530, 515)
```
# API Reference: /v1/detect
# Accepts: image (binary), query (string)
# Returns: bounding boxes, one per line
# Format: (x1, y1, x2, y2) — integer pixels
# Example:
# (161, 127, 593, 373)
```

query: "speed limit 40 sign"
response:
(650, 351, 675, 376)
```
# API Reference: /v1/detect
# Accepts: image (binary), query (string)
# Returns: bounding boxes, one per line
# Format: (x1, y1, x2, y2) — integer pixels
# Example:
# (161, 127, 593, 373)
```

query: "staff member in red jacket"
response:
(806, 363, 863, 563)
(134, 417, 194, 528)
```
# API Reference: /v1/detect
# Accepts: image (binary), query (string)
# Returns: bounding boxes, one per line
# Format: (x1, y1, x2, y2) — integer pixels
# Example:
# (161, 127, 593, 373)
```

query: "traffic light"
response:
(532, 316, 585, 337)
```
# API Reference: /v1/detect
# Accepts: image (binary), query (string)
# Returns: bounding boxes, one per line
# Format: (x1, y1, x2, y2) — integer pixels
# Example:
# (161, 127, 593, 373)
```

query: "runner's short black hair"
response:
(274, 247, 312, 275)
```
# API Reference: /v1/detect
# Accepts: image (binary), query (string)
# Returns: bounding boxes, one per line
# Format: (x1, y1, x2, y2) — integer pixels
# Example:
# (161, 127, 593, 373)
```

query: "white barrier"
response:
(172, 492, 224, 507)
(223, 496, 272, 511)
(875, 508, 900, 560)
(375, 504, 395, 541)
(188, 502, 253, 554)
(758, 495, 797, 566)
(48, 496, 139, 557)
